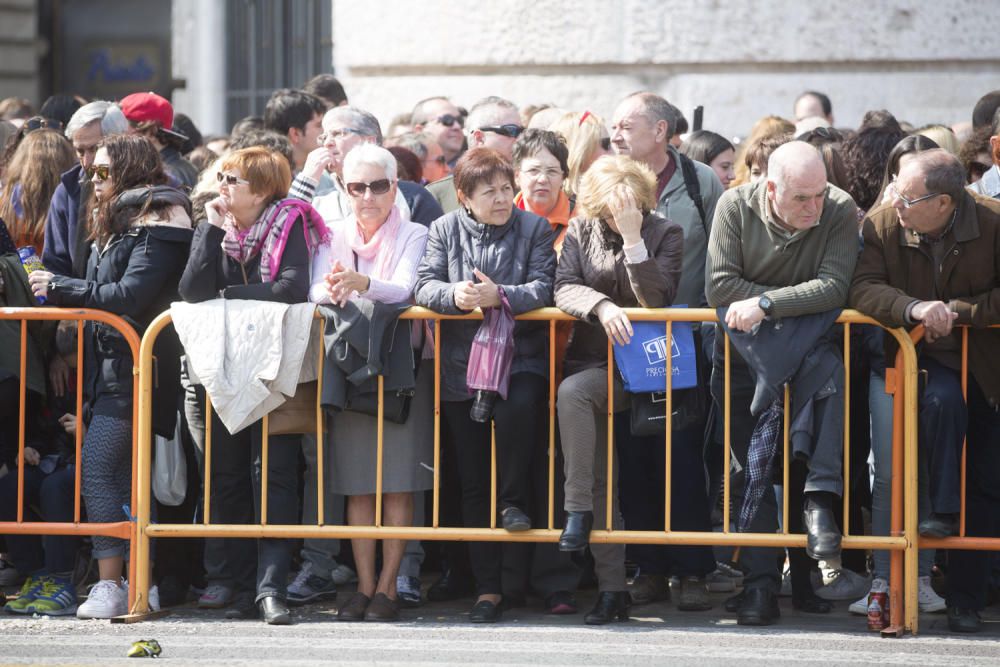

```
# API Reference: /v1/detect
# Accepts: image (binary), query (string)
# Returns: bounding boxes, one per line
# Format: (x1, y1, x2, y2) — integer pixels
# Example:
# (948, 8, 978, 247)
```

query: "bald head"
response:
(768, 141, 826, 190)
(766, 141, 829, 230)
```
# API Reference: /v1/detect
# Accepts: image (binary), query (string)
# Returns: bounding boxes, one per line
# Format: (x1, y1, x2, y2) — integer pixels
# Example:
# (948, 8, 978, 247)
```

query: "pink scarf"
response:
(221, 198, 330, 282)
(327, 205, 403, 280)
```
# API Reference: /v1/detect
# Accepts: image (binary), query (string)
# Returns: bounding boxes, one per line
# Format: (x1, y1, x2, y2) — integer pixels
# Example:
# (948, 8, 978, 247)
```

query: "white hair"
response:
(343, 142, 397, 182)
(65, 101, 128, 139)
(465, 96, 518, 137)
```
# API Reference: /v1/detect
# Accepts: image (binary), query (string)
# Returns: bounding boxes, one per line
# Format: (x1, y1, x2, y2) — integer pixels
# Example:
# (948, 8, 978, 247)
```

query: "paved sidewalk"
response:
(2, 588, 999, 665)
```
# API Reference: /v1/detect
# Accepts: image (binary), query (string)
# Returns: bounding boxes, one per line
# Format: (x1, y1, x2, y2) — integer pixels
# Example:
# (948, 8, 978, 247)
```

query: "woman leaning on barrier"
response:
(553, 154, 683, 625)
(178, 146, 326, 625)
(28, 133, 194, 620)
(307, 143, 432, 622)
(415, 147, 556, 623)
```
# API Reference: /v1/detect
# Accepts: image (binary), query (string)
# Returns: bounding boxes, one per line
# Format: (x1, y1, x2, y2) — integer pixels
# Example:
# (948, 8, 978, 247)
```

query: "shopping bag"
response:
(152, 414, 187, 506)
(466, 288, 515, 399)
(613, 313, 698, 392)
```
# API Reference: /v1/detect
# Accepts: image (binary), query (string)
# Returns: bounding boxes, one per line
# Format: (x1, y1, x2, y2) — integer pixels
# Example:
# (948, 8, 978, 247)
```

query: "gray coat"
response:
(415, 206, 556, 401)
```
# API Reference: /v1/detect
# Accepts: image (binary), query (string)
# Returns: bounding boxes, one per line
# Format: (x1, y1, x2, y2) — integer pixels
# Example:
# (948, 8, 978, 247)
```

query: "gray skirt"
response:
(326, 358, 435, 496)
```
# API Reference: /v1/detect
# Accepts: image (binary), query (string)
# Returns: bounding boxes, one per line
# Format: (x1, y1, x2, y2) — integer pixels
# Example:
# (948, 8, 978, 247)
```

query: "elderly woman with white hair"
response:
(308, 143, 433, 623)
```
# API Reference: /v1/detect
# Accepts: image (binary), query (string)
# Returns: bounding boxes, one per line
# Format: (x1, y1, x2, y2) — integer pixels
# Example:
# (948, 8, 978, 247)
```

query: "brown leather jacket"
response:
(849, 190, 1000, 404)
(555, 213, 684, 376)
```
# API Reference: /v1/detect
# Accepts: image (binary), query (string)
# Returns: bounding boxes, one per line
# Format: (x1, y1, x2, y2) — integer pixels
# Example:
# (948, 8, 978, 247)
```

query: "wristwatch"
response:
(758, 295, 774, 317)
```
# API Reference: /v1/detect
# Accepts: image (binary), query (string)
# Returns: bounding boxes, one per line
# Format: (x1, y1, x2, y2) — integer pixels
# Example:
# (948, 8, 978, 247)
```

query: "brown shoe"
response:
(337, 592, 370, 621)
(677, 576, 712, 611)
(364, 592, 400, 622)
(627, 574, 670, 606)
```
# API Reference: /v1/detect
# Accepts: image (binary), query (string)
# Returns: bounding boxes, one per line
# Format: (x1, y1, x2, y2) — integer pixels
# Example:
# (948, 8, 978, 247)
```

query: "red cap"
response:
(120, 92, 173, 129)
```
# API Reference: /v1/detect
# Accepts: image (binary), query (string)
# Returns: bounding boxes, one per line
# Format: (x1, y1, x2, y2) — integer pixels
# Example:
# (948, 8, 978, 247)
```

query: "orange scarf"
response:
(514, 190, 571, 255)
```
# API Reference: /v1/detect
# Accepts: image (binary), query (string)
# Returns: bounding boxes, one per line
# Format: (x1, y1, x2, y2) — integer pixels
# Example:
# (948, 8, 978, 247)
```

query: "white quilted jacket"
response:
(171, 299, 318, 434)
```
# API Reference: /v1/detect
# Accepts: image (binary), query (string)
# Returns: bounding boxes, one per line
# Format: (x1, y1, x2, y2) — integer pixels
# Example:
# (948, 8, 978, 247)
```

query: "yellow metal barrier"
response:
(133, 306, 921, 633)
(0, 307, 142, 613)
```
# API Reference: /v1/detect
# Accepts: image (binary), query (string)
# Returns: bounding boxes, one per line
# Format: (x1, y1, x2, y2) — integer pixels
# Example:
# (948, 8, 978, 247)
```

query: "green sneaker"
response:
(27, 576, 77, 616)
(5, 575, 46, 614)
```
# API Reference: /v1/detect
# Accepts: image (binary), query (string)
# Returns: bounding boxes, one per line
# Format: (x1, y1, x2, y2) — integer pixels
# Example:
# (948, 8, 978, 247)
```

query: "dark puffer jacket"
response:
(415, 205, 556, 401)
(47, 186, 193, 436)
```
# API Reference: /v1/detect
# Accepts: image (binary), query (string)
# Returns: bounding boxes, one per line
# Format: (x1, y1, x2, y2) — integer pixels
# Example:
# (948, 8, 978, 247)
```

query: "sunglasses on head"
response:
(479, 124, 524, 139)
(216, 171, 250, 186)
(435, 114, 463, 128)
(345, 178, 393, 197)
(600, 137, 612, 151)
(24, 116, 62, 133)
(86, 164, 111, 181)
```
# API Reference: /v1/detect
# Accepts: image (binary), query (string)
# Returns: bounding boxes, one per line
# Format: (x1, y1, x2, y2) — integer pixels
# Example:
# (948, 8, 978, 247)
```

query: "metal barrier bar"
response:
(663, 321, 673, 533)
(315, 326, 325, 526)
(722, 334, 731, 535)
(782, 385, 789, 534)
(134, 307, 920, 632)
(547, 319, 556, 531)
(0, 307, 144, 616)
(203, 394, 212, 526)
(843, 322, 851, 537)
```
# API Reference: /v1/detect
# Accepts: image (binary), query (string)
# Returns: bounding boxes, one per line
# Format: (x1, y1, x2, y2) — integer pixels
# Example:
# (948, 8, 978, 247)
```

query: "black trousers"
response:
(616, 417, 716, 578)
(251, 430, 301, 602)
(441, 373, 546, 596)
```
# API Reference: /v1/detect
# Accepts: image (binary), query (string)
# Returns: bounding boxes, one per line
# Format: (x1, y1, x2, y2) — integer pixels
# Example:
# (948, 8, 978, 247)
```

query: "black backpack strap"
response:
(678, 153, 708, 236)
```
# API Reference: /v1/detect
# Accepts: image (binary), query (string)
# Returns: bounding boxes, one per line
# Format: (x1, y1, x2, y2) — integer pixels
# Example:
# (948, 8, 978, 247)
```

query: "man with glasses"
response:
(706, 141, 859, 626)
(42, 101, 128, 279)
(411, 96, 466, 167)
(851, 149, 1000, 633)
(426, 96, 523, 213)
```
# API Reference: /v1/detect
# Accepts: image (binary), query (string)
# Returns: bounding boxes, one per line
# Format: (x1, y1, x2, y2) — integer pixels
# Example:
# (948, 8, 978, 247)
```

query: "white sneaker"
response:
(815, 568, 872, 601)
(330, 563, 358, 586)
(123, 581, 161, 612)
(849, 577, 887, 615)
(918, 575, 946, 613)
(77, 579, 128, 619)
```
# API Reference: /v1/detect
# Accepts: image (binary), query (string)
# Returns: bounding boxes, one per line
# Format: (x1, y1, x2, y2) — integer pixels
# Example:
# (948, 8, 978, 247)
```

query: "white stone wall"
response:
(0, 0, 39, 103)
(334, 0, 1000, 138)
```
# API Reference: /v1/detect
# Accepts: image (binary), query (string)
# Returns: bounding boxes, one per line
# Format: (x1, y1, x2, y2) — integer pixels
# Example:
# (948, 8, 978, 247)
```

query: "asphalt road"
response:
(2, 590, 999, 666)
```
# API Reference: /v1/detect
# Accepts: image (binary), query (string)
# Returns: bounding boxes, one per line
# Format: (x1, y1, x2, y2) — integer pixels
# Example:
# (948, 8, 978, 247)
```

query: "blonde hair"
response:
(549, 111, 607, 197)
(732, 115, 795, 188)
(915, 125, 961, 156)
(0, 129, 76, 249)
(575, 155, 656, 221)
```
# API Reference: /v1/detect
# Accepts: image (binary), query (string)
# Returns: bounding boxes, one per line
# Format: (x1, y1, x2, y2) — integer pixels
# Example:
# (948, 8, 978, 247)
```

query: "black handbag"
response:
(342, 381, 415, 425)
(628, 386, 705, 436)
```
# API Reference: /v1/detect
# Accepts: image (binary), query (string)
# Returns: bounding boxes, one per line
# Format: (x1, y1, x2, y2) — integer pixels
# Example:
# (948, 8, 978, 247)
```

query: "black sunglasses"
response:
(600, 137, 612, 151)
(480, 124, 524, 139)
(436, 114, 464, 128)
(216, 171, 250, 186)
(346, 179, 393, 197)
(86, 164, 111, 181)
(24, 116, 62, 133)
(424, 155, 448, 165)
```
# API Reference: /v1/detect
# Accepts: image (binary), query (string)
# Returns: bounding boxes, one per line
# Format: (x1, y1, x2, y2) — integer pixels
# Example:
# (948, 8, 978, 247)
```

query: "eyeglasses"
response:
(24, 116, 62, 133)
(434, 114, 464, 128)
(889, 178, 941, 209)
(600, 137, 612, 151)
(423, 155, 448, 166)
(479, 124, 524, 139)
(217, 171, 250, 187)
(86, 164, 111, 181)
(345, 178, 394, 197)
(522, 167, 563, 181)
(317, 128, 365, 144)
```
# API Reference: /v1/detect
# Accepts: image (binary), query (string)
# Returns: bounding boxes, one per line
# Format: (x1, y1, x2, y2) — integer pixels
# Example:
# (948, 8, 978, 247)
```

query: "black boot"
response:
(803, 492, 841, 561)
(259, 597, 291, 625)
(584, 591, 631, 625)
(559, 511, 593, 552)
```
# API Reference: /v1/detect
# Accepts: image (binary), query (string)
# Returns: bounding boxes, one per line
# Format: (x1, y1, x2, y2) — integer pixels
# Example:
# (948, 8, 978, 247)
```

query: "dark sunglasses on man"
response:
(479, 124, 524, 139)
(345, 178, 394, 197)
(435, 114, 463, 128)
(424, 155, 448, 166)
(85, 164, 111, 181)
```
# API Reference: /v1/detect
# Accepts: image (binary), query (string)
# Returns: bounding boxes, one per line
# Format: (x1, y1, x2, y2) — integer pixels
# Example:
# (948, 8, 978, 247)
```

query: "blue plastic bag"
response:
(613, 313, 698, 392)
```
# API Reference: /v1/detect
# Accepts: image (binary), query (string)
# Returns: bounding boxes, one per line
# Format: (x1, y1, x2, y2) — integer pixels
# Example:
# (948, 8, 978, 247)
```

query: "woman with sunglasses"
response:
(416, 147, 556, 623)
(178, 146, 328, 625)
(306, 143, 431, 623)
(27, 133, 193, 619)
(0, 128, 76, 253)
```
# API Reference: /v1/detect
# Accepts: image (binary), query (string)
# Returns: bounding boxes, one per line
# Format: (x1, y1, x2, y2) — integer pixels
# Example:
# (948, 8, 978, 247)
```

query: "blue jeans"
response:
(869, 373, 934, 580)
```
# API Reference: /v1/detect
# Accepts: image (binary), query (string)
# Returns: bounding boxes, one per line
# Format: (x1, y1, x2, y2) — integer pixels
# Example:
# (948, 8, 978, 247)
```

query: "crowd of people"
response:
(1, 78, 999, 635)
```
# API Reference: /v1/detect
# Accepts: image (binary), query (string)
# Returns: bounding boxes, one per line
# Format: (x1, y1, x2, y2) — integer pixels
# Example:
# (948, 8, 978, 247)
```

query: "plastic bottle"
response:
(17, 246, 47, 305)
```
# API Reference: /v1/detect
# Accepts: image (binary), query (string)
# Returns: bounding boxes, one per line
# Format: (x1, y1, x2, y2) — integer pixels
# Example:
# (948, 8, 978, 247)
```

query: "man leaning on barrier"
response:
(850, 149, 1000, 634)
(706, 141, 859, 626)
